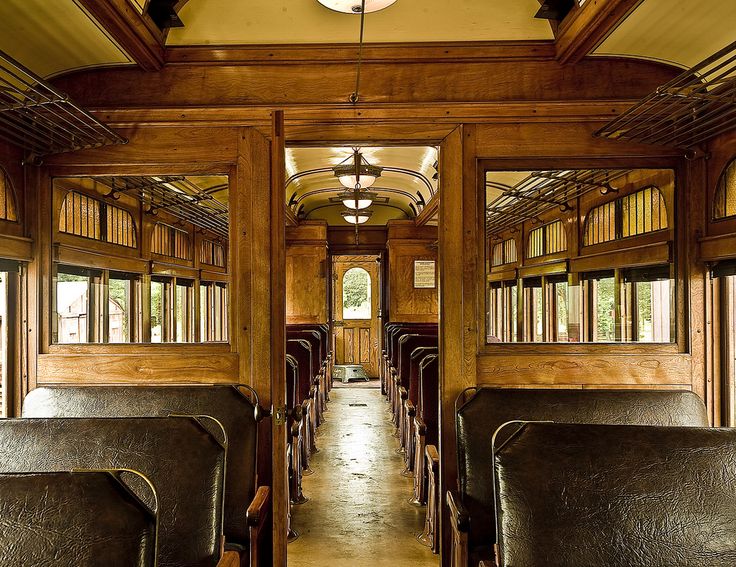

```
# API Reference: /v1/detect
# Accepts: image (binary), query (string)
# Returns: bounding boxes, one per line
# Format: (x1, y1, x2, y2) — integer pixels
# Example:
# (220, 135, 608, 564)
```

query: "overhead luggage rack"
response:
(0, 49, 126, 161)
(594, 41, 736, 151)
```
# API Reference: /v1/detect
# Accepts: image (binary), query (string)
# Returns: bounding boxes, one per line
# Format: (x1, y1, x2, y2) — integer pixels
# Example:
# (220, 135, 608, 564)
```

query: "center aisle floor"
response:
(288, 386, 438, 567)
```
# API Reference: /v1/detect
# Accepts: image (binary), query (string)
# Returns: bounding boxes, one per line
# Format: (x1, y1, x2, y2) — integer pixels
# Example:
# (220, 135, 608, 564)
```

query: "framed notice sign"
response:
(414, 260, 436, 289)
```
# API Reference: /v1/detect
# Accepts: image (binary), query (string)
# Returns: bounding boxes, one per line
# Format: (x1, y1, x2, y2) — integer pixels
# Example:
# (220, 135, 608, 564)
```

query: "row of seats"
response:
(380, 322, 441, 551)
(285, 323, 332, 539)
(449, 387, 729, 567)
(2, 384, 269, 567)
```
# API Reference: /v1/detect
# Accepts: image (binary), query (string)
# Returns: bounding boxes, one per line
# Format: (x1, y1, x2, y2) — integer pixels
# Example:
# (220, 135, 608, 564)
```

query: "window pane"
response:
(200, 283, 209, 341)
(108, 277, 131, 343)
(0, 272, 7, 417)
(150, 280, 164, 343)
(555, 281, 568, 342)
(636, 279, 672, 342)
(593, 277, 616, 342)
(175, 281, 193, 342)
(55, 270, 90, 343)
(343, 268, 371, 320)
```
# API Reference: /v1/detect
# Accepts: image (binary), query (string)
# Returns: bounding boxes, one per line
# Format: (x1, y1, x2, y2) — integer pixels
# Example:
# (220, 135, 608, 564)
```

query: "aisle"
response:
(288, 387, 438, 567)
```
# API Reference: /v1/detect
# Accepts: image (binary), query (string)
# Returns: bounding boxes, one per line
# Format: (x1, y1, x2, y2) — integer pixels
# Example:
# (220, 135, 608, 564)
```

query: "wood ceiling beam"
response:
(78, 0, 165, 71)
(555, 0, 645, 65)
(416, 193, 440, 227)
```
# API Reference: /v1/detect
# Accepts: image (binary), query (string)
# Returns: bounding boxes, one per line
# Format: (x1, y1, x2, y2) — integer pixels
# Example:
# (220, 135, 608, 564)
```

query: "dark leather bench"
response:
(287, 338, 318, 464)
(403, 345, 438, 474)
(382, 322, 437, 398)
(393, 334, 437, 435)
(286, 354, 307, 507)
(0, 470, 156, 567)
(23, 384, 269, 567)
(450, 388, 709, 567)
(415, 354, 440, 553)
(288, 329, 327, 424)
(487, 422, 736, 567)
(0, 416, 236, 567)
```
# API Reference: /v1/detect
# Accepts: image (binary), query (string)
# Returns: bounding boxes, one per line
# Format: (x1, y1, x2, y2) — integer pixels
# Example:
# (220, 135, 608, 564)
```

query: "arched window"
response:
(714, 158, 736, 220)
(342, 267, 371, 320)
(151, 222, 191, 260)
(491, 238, 517, 267)
(527, 220, 567, 259)
(200, 239, 226, 268)
(59, 191, 137, 248)
(0, 167, 17, 222)
(584, 186, 668, 246)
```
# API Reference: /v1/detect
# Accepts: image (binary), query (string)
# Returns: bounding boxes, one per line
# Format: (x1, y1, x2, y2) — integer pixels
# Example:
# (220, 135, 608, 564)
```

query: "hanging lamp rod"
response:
(349, 0, 367, 104)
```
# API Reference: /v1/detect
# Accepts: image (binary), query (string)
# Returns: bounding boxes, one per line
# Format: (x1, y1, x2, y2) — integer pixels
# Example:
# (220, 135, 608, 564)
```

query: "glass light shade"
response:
(338, 173, 377, 189)
(317, 0, 397, 13)
(341, 209, 373, 224)
(339, 190, 377, 210)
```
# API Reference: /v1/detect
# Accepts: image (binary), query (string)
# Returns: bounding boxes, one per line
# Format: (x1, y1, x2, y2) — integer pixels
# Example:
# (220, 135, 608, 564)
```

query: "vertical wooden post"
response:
(438, 125, 477, 567)
(270, 111, 288, 567)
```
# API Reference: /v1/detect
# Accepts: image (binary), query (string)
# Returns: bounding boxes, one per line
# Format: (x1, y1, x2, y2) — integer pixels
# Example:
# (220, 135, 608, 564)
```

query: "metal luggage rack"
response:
(97, 176, 229, 238)
(0, 49, 126, 163)
(595, 41, 736, 151)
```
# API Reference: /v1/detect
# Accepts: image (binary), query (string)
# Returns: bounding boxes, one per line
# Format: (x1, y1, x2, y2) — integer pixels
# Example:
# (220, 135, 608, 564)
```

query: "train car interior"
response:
(0, 1, 735, 566)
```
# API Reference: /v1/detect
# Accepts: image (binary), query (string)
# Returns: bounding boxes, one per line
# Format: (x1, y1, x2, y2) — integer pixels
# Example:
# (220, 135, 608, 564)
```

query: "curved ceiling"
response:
(592, 0, 736, 68)
(0, 0, 132, 78)
(286, 146, 438, 226)
(167, 0, 554, 45)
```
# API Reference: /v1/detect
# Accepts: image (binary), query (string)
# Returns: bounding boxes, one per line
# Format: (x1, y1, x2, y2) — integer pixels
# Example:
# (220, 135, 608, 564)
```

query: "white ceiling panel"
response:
(593, 0, 736, 69)
(0, 0, 133, 78)
(168, 0, 553, 45)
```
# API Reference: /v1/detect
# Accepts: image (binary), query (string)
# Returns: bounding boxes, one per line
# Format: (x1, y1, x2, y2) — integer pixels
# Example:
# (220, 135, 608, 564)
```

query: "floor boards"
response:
(288, 387, 438, 567)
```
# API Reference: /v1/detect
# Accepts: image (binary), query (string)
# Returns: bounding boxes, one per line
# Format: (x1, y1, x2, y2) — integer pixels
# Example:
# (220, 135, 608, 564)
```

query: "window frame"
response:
(479, 157, 685, 355)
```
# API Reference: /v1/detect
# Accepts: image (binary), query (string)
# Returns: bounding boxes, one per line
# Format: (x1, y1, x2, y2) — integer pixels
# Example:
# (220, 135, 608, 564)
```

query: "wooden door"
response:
(332, 255, 380, 377)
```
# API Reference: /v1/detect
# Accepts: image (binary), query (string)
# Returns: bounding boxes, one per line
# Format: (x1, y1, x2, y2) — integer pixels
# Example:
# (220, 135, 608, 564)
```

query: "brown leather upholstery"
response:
(0, 471, 156, 567)
(494, 422, 736, 567)
(0, 417, 226, 567)
(456, 388, 709, 557)
(23, 384, 258, 548)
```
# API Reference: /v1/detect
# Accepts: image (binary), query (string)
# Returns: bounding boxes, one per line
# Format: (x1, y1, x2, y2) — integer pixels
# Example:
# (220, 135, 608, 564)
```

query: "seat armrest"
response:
(290, 421, 300, 438)
(447, 489, 470, 532)
(425, 444, 439, 472)
(405, 399, 416, 417)
(399, 387, 408, 401)
(414, 415, 426, 435)
(247, 486, 271, 528)
(217, 551, 241, 567)
(479, 561, 498, 567)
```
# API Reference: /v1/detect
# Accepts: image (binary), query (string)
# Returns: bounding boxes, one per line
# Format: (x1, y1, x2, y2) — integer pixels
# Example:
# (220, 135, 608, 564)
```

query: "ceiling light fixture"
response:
(339, 190, 377, 210)
(341, 209, 373, 224)
(317, 0, 397, 13)
(317, 0, 399, 102)
(333, 148, 383, 189)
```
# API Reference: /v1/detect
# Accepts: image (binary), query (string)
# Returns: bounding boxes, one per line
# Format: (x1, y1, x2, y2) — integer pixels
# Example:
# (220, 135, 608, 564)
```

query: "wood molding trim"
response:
(78, 0, 165, 71)
(556, 0, 645, 64)
(165, 40, 557, 65)
(415, 193, 440, 227)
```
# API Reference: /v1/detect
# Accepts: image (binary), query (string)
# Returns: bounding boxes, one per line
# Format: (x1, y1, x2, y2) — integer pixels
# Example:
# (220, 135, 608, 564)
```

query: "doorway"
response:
(332, 254, 381, 378)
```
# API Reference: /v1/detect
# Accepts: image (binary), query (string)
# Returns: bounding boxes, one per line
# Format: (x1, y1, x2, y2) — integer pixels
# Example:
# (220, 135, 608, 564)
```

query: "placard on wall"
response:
(414, 259, 436, 288)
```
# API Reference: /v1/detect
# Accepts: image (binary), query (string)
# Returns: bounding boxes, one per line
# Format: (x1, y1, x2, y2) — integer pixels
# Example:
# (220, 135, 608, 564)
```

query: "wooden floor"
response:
(288, 386, 438, 567)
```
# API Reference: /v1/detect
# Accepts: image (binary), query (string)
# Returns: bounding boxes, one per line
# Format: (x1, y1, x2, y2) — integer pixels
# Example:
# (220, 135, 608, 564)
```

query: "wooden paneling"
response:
(387, 221, 438, 323)
(286, 243, 328, 324)
(0, 235, 32, 262)
(54, 57, 677, 109)
(476, 353, 692, 385)
(37, 352, 239, 384)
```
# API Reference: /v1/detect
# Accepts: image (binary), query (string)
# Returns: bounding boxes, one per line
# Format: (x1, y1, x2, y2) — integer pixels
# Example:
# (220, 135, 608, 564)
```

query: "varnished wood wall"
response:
(286, 221, 329, 324)
(386, 221, 438, 323)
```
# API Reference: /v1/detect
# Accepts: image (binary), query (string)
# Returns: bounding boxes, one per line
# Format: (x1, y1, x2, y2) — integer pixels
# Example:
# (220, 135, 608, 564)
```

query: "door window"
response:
(343, 267, 371, 319)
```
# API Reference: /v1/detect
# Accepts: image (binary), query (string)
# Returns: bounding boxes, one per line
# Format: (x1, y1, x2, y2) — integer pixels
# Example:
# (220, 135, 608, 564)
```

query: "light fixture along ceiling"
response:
(333, 149, 383, 189)
(317, 0, 398, 14)
(341, 209, 373, 224)
(339, 190, 377, 210)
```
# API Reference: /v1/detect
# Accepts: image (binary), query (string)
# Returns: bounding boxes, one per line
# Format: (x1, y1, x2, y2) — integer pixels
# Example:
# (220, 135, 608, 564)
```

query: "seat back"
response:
(0, 417, 226, 567)
(0, 470, 156, 567)
(287, 338, 314, 401)
(409, 346, 438, 404)
(456, 387, 709, 546)
(23, 384, 258, 547)
(494, 422, 736, 567)
(288, 329, 322, 377)
(418, 354, 439, 444)
(387, 323, 437, 368)
(397, 334, 437, 390)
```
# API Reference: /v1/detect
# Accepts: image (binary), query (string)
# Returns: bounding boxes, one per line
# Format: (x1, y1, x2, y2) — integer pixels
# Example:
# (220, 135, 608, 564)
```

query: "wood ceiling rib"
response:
(286, 146, 438, 226)
(0, 0, 133, 78)
(593, 0, 736, 68)
(167, 0, 554, 45)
